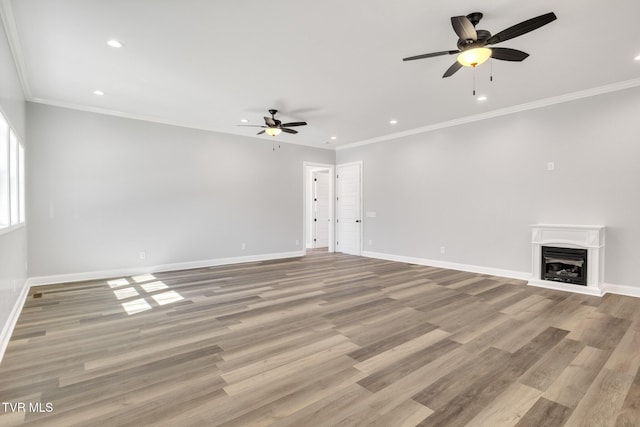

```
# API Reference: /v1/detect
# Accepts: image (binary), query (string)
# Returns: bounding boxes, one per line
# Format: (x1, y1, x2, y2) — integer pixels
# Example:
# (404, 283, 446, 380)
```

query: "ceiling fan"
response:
(403, 12, 557, 78)
(240, 109, 307, 136)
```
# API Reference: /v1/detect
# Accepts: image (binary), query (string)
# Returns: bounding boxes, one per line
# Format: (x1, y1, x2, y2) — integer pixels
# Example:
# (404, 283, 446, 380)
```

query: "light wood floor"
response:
(1, 252, 640, 426)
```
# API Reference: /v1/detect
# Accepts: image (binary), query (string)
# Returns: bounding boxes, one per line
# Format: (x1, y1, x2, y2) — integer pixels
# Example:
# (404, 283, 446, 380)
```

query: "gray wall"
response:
(337, 86, 640, 289)
(0, 15, 27, 339)
(27, 103, 334, 278)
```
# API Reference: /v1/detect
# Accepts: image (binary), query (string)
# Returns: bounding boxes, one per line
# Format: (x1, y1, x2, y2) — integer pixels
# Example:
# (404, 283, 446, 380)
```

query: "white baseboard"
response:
(602, 283, 640, 298)
(0, 280, 30, 364)
(362, 250, 640, 299)
(361, 251, 530, 281)
(26, 251, 305, 287)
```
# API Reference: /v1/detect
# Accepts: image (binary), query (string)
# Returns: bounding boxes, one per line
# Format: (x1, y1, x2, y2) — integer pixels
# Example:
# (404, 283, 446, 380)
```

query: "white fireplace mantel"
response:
(529, 224, 605, 296)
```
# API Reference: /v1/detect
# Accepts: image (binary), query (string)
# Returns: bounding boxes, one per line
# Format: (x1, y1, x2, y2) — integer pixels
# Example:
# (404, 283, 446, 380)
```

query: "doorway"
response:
(312, 170, 330, 248)
(303, 162, 335, 253)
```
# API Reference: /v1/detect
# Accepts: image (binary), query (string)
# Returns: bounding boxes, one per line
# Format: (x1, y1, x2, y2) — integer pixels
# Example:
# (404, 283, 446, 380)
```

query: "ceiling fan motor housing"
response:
(457, 30, 491, 51)
(475, 29, 491, 43)
(466, 12, 483, 26)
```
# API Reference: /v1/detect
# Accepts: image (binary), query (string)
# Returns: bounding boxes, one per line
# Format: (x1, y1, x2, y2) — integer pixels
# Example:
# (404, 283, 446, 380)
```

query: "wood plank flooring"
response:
(1, 251, 640, 426)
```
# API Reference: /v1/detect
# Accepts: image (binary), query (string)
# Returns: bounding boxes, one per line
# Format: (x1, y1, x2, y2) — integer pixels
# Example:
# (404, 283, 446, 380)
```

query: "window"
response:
(0, 111, 25, 231)
(9, 130, 18, 225)
(19, 143, 25, 224)
(0, 115, 8, 228)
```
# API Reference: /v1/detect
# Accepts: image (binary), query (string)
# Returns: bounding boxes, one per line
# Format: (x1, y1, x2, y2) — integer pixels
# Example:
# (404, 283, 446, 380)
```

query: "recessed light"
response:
(107, 39, 123, 48)
(477, 96, 488, 101)
(389, 119, 398, 125)
(330, 136, 337, 140)
(635, 54, 640, 61)
(240, 119, 249, 123)
(93, 90, 104, 96)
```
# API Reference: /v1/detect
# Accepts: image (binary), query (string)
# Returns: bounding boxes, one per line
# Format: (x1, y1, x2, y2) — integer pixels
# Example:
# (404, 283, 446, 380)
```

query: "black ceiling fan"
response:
(239, 109, 307, 136)
(403, 12, 557, 78)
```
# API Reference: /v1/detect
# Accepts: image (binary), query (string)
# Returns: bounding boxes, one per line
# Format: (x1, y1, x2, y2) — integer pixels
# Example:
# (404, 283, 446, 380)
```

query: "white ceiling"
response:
(2, 0, 640, 149)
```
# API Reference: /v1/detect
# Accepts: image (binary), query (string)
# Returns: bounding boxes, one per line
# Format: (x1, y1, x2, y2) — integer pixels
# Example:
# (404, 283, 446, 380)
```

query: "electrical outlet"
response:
(547, 161, 555, 171)
(440, 246, 446, 254)
(369, 239, 373, 246)
(241, 243, 246, 250)
(139, 251, 146, 260)
(295, 239, 299, 246)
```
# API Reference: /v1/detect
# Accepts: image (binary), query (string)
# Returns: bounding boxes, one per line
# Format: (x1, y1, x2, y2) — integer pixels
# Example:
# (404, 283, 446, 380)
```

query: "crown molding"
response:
(0, 0, 32, 98)
(0, 0, 332, 152)
(28, 98, 335, 151)
(337, 77, 640, 151)
(5, 0, 639, 154)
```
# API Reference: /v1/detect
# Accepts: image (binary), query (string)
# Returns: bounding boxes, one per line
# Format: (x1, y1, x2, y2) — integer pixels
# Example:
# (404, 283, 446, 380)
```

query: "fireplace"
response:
(529, 224, 605, 296)
(541, 246, 587, 286)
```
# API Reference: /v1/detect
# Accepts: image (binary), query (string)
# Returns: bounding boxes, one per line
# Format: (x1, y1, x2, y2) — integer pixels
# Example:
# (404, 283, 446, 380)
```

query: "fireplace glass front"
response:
(541, 246, 588, 286)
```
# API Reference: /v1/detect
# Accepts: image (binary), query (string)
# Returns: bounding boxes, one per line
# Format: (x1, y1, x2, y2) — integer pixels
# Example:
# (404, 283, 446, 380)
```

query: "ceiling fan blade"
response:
(264, 117, 276, 127)
(485, 12, 557, 45)
(238, 125, 266, 128)
(451, 16, 477, 41)
(257, 130, 266, 135)
(490, 47, 529, 61)
(281, 128, 298, 134)
(442, 61, 463, 78)
(403, 50, 458, 61)
(281, 121, 307, 127)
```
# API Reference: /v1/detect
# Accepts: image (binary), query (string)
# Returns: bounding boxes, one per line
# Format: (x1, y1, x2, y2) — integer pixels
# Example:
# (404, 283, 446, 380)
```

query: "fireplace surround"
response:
(529, 224, 605, 296)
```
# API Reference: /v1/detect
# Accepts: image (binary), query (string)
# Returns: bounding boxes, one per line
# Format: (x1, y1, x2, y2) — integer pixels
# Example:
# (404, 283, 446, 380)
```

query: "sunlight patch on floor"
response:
(113, 287, 140, 300)
(121, 298, 152, 315)
(107, 278, 130, 288)
(141, 281, 169, 293)
(132, 274, 156, 283)
(151, 291, 184, 306)
(113, 276, 183, 315)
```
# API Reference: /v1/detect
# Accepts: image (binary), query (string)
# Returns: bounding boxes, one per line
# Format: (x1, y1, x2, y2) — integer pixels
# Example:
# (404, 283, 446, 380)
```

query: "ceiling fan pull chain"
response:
(472, 67, 476, 96)
(490, 58, 493, 82)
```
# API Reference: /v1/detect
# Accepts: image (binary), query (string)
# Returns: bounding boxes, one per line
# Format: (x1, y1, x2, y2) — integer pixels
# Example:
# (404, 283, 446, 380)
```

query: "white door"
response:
(313, 171, 330, 248)
(336, 162, 362, 255)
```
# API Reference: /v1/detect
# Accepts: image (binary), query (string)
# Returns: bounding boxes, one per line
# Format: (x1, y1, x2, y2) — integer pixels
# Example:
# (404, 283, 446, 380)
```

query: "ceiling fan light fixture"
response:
(457, 47, 492, 67)
(265, 127, 282, 137)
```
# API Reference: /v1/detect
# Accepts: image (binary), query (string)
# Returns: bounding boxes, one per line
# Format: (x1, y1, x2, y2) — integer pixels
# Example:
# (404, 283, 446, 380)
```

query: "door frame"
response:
(303, 162, 335, 254)
(336, 160, 363, 256)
